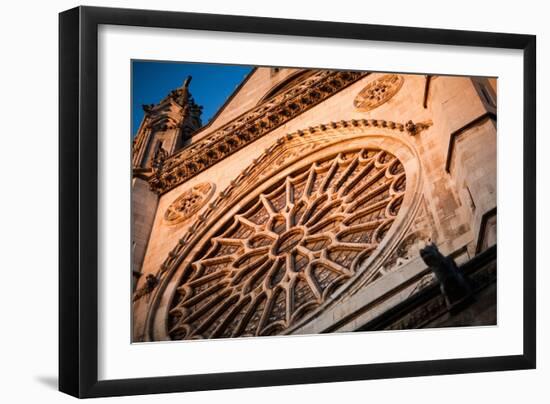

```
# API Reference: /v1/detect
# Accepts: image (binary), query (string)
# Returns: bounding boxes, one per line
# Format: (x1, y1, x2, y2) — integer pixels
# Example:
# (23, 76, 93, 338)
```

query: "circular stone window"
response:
(353, 74, 404, 112)
(167, 148, 406, 339)
(164, 182, 215, 225)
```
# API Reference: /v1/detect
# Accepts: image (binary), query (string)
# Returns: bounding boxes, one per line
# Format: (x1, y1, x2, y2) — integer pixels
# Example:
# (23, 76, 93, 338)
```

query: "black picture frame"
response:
(59, 5, 536, 398)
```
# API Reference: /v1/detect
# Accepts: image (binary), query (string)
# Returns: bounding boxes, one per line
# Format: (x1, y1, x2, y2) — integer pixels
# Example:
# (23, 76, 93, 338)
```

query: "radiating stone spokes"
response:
(166, 148, 407, 340)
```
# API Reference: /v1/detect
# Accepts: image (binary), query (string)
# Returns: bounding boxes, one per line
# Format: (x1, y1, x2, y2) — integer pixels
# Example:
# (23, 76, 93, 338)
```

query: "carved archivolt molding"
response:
(164, 182, 215, 225)
(353, 74, 404, 112)
(142, 119, 425, 341)
(166, 149, 406, 339)
(148, 70, 368, 194)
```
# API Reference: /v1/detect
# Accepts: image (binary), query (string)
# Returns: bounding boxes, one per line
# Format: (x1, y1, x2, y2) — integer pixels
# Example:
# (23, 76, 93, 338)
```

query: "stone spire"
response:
(132, 75, 204, 170)
(167, 75, 203, 135)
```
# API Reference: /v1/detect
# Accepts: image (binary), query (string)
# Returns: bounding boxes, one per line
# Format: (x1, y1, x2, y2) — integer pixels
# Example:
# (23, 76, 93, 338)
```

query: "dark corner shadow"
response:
(35, 375, 58, 390)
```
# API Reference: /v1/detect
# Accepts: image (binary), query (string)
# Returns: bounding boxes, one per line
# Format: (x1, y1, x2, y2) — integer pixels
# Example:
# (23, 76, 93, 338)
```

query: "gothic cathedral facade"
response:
(131, 68, 497, 342)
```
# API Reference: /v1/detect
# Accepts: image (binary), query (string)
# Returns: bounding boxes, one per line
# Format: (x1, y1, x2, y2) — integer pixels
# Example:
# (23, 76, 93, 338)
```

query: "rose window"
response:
(168, 148, 406, 340)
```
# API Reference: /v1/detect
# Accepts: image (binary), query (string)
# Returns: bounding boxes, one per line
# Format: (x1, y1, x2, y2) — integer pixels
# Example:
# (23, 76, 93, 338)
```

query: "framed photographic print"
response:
(59, 6, 536, 398)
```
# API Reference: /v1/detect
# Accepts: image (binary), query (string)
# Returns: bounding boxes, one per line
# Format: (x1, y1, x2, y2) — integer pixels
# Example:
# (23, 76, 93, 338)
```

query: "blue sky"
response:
(132, 61, 253, 135)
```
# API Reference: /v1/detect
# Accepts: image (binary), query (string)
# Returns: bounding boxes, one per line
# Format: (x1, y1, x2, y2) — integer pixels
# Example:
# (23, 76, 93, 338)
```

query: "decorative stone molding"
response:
(167, 149, 406, 339)
(386, 293, 447, 330)
(353, 74, 404, 112)
(154, 118, 423, 274)
(141, 118, 428, 341)
(405, 119, 433, 136)
(148, 70, 368, 194)
(163, 182, 216, 225)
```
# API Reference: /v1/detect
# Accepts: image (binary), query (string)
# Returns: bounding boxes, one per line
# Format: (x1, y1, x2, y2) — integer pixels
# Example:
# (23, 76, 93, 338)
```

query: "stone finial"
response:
(182, 75, 192, 89)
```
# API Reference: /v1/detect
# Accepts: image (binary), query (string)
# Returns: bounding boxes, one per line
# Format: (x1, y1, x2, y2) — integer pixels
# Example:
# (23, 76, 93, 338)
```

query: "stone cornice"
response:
(148, 70, 368, 194)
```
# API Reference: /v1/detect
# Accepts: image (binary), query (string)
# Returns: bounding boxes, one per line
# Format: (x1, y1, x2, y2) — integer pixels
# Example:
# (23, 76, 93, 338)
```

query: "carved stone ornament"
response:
(353, 74, 404, 112)
(166, 149, 406, 339)
(148, 70, 368, 194)
(164, 182, 216, 225)
(380, 230, 430, 274)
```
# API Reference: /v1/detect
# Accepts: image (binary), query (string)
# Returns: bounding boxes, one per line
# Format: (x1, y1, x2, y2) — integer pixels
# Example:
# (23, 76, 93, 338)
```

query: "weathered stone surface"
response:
(131, 68, 497, 342)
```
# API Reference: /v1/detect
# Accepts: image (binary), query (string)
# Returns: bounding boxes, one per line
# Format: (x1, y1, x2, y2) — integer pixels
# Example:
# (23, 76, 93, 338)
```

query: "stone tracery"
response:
(167, 148, 406, 340)
(164, 182, 215, 225)
(353, 74, 404, 112)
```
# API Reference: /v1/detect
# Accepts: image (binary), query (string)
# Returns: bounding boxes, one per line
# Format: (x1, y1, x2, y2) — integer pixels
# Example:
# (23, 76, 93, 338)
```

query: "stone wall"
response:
(132, 70, 497, 341)
(131, 177, 158, 285)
